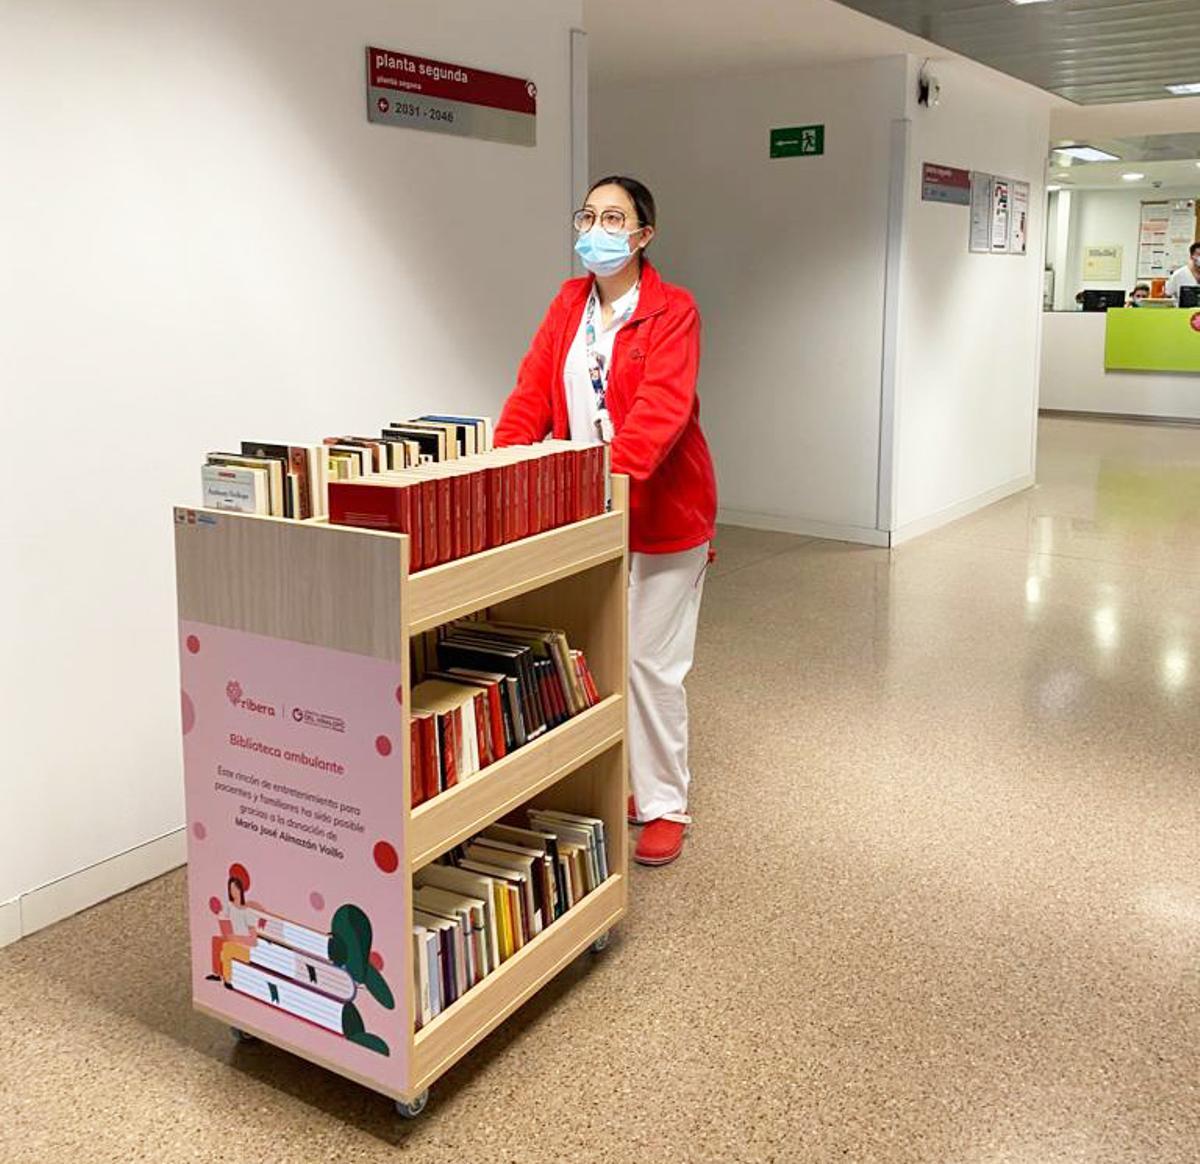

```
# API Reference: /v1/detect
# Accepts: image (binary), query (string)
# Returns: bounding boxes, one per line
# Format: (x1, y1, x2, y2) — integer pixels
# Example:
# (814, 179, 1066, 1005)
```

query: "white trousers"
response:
(627, 542, 709, 821)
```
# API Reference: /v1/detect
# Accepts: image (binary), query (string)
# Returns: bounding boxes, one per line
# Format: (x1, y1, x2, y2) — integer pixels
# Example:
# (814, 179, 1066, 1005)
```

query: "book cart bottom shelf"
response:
(411, 871, 625, 1095)
(196, 873, 626, 1106)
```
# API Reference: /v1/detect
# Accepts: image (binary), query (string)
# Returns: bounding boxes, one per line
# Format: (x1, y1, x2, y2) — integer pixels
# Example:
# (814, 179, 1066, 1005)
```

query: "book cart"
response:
(174, 477, 629, 1118)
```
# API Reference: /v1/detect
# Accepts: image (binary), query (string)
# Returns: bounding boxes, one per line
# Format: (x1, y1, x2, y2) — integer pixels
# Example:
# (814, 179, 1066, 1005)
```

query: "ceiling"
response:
(1052, 132, 1200, 161)
(1047, 133, 1200, 188)
(834, 0, 1200, 105)
(1049, 157, 1200, 189)
(584, 0, 940, 85)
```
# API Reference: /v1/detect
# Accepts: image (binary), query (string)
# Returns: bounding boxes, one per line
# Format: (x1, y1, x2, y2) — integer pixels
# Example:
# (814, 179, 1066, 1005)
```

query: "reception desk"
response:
(1041, 309, 1200, 420)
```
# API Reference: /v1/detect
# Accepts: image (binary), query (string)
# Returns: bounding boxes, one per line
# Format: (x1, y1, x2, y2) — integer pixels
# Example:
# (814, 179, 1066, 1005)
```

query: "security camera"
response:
(1152, 180, 1164, 189)
(918, 64, 941, 108)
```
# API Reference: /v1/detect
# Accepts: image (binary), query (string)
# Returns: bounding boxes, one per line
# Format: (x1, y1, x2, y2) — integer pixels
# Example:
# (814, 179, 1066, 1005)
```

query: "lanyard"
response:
(583, 284, 638, 412)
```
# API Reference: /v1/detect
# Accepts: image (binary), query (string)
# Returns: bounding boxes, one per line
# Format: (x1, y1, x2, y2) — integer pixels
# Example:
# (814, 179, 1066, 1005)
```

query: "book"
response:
(241, 441, 315, 520)
(414, 864, 501, 975)
(412, 926, 432, 1028)
(206, 453, 285, 516)
(201, 464, 269, 514)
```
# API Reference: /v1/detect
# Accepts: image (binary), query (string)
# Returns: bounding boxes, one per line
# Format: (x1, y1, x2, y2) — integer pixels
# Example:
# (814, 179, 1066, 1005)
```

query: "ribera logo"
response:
(226, 679, 276, 718)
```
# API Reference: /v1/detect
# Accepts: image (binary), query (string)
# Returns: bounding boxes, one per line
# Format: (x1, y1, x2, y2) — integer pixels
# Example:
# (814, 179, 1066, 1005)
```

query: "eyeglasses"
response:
(572, 207, 641, 234)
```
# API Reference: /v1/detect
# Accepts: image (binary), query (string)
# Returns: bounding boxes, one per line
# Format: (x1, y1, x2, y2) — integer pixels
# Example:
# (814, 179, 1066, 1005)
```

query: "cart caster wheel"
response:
(230, 1027, 257, 1044)
(590, 931, 610, 954)
(395, 1090, 429, 1119)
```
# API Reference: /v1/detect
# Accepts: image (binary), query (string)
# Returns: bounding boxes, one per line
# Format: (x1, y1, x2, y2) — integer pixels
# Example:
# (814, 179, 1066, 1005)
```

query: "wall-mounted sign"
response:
(366, 47, 536, 147)
(969, 171, 1030, 255)
(770, 125, 824, 158)
(921, 163, 971, 205)
(1138, 199, 1196, 279)
(1009, 181, 1030, 255)
(1083, 244, 1123, 281)
(969, 172, 993, 253)
(990, 179, 1011, 252)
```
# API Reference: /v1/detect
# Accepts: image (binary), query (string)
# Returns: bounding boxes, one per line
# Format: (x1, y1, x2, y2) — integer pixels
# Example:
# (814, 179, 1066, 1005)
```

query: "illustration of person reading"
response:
(207, 864, 262, 985)
(202, 864, 394, 1055)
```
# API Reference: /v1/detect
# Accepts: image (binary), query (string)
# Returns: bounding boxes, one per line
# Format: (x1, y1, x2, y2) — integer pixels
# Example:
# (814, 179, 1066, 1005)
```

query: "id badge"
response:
(596, 408, 615, 444)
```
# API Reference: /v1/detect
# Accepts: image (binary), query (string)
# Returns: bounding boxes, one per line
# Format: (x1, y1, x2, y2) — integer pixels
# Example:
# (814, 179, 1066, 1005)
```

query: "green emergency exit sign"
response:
(770, 124, 824, 158)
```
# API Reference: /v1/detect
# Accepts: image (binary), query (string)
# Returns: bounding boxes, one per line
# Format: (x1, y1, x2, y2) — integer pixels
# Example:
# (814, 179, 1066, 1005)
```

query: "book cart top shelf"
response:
(174, 476, 629, 1109)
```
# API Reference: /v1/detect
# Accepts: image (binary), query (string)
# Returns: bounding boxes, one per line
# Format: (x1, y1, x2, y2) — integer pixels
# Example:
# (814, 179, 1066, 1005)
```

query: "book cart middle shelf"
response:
(175, 477, 630, 1119)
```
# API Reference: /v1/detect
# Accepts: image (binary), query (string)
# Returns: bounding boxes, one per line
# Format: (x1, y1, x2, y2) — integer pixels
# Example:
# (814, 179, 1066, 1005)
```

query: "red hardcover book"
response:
(472, 469, 487, 554)
(528, 456, 538, 538)
(552, 663, 570, 721)
(439, 712, 458, 790)
(578, 654, 601, 705)
(415, 713, 438, 802)
(568, 450, 582, 522)
(515, 457, 527, 541)
(435, 477, 453, 565)
(592, 447, 605, 516)
(502, 463, 518, 544)
(414, 478, 438, 568)
(485, 681, 507, 758)
(409, 717, 424, 808)
(482, 466, 502, 549)
(542, 453, 554, 532)
(450, 473, 469, 560)
(542, 454, 553, 532)
(472, 691, 491, 768)
(328, 480, 424, 567)
(578, 444, 592, 518)
(553, 451, 566, 528)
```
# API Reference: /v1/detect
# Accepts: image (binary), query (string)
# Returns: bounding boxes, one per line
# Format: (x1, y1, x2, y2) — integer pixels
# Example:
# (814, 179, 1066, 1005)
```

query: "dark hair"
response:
(228, 876, 245, 905)
(587, 175, 656, 232)
(1133, 283, 1150, 294)
(1191, 242, 1200, 257)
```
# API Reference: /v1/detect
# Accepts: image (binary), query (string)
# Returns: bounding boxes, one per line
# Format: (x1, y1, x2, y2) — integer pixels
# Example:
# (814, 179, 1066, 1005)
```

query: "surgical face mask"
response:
(575, 227, 639, 277)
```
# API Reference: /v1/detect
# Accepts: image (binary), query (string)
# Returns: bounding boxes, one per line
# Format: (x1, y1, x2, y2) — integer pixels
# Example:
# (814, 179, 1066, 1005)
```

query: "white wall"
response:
(591, 58, 909, 543)
(1063, 186, 1200, 297)
(0, 0, 581, 930)
(590, 53, 1051, 545)
(886, 57, 1050, 539)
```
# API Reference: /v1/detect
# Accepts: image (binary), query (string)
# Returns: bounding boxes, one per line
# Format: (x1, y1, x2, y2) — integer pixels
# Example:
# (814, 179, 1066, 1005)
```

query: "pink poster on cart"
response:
(179, 620, 408, 1087)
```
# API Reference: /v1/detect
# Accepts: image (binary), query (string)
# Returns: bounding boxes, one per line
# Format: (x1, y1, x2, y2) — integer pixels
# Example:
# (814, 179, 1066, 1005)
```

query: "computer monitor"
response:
(1178, 285, 1200, 308)
(1082, 289, 1126, 312)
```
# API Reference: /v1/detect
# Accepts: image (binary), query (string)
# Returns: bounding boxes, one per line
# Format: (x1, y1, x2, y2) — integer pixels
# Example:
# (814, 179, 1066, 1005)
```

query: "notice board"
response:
(1138, 200, 1196, 280)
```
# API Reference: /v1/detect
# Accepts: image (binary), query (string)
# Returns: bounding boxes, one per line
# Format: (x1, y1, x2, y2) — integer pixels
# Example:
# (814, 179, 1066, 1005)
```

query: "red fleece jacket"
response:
(495, 261, 717, 554)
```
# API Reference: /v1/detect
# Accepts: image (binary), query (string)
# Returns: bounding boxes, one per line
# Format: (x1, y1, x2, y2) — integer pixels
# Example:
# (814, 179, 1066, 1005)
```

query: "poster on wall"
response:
(180, 620, 409, 1087)
(1008, 181, 1030, 255)
(1137, 200, 1195, 279)
(1083, 244, 1123, 281)
(969, 172, 994, 252)
(366, 46, 537, 146)
(1166, 200, 1197, 274)
(1138, 201, 1170, 278)
(990, 179, 1011, 252)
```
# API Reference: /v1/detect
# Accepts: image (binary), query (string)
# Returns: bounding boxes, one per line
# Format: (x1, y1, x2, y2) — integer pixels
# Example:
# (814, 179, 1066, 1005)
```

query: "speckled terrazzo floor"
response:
(2, 416, 1198, 1163)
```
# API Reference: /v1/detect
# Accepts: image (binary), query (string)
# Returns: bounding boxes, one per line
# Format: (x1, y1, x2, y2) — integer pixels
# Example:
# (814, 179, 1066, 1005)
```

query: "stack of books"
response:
(328, 439, 609, 569)
(409, 620, 603, 808)
(199, 415, 496, 520)
(412, 808, 610, 1029)
(198, 417, 612, 572)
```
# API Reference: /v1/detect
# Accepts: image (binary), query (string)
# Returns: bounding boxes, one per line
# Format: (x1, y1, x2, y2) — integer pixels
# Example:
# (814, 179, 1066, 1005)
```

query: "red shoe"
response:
(627, 795, 640, 825)
(634, 814, 691, 866)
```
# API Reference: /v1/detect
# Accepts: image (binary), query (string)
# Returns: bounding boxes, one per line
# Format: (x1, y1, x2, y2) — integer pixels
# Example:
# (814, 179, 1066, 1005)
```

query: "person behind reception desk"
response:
(1129, 283, 1151, 306)
(1165, 243, 1200, 303)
